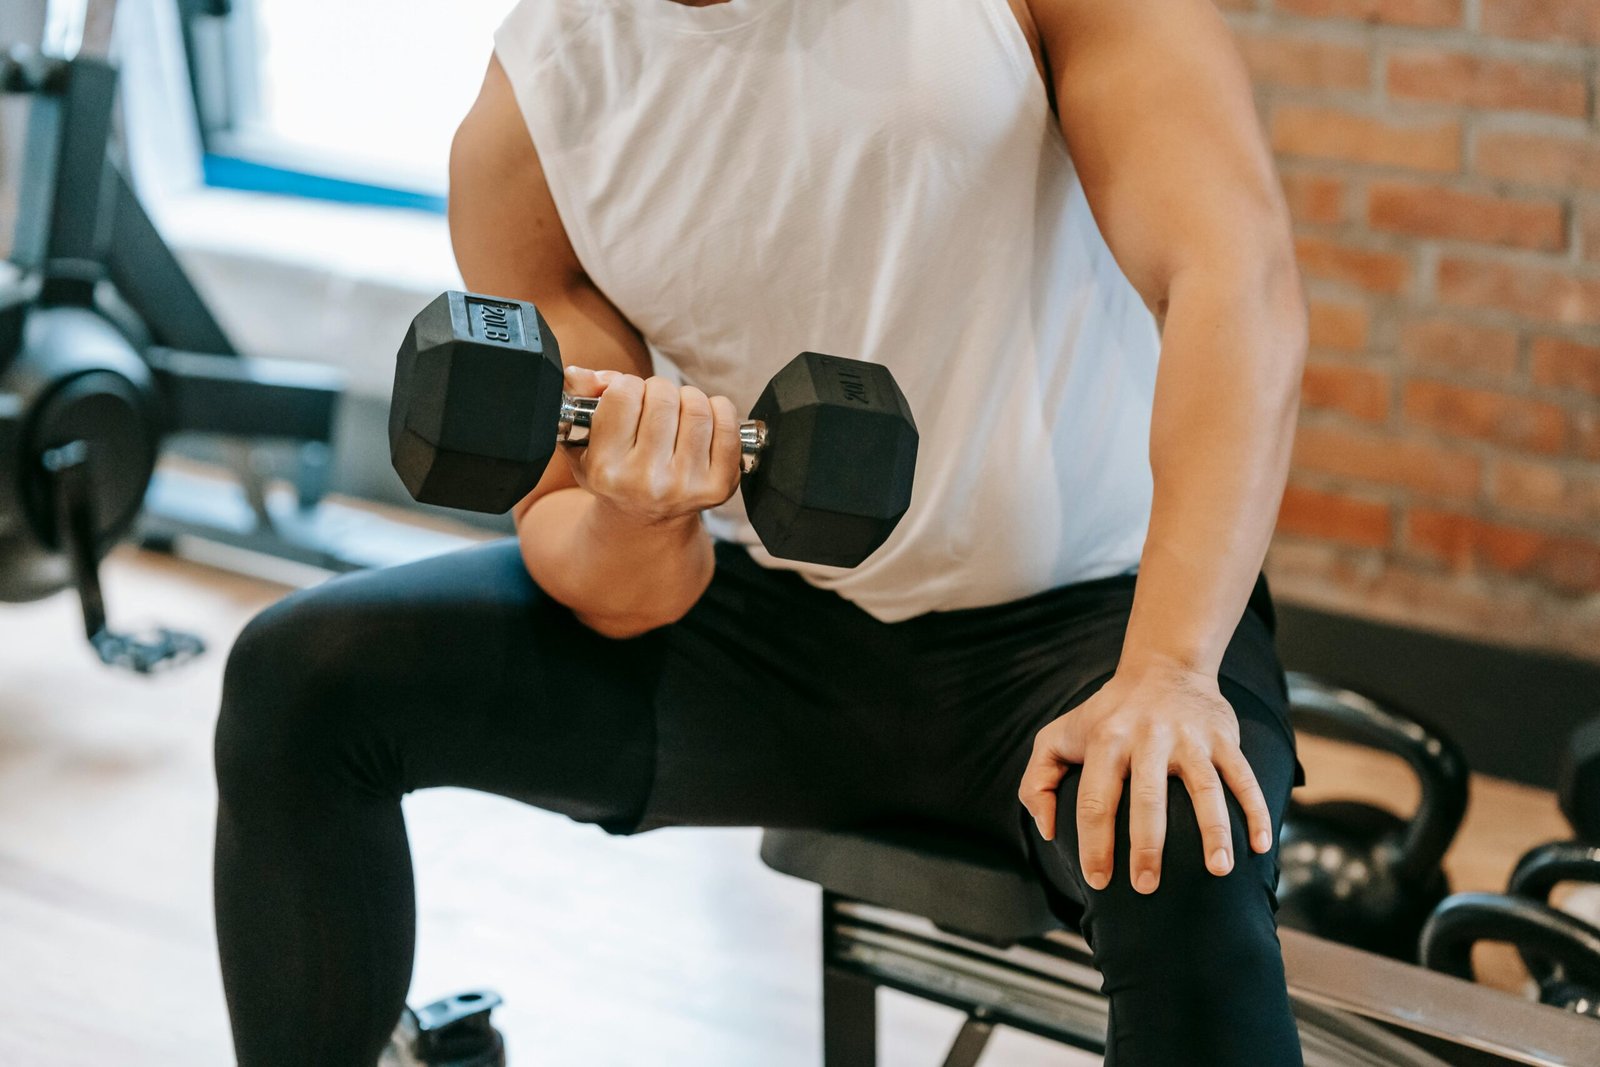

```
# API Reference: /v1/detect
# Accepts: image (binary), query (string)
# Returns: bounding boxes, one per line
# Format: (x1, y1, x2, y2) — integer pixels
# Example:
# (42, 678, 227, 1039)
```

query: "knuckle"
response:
(1088, 723, 1127, 750)
(678, 387, 712, 417)
(645, 377, 679, 404)
(1132, 782, 1166, 807)
(1077, 794, 1112, 820)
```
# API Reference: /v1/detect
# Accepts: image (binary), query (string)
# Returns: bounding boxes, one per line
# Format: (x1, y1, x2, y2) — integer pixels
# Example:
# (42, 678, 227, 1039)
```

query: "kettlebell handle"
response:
(1286, 673, 1469, 884)
(1420, 892, 1600, 991)
(1510, 841, 1600, 904)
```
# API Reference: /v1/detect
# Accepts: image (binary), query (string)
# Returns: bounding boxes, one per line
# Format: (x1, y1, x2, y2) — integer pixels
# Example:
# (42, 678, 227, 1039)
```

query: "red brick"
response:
(1301, 362, 1391, 421)
(1308, 299, 1371, 351)
(1272, 105, 1461, 173)
(1282, 171, 1347, 226)
(1490, 459, 1600, 526)
(1296, 236, 1411, 293)
(1267, 543, 1550, 649)
(1237, 30, 1371, 91)
(1437, 257, 1600, 328)
(1274, 0, 1462, 28)
(1278, 484, 1394, 548)
(1531, 336, 1600, 397)
(1407, 508, 1600, 592)
(1403, 378, 1571, 454)
(1476, 130, 1600, 193)
(1482, 0, 1600, 45)
(1292, 423, 1483, 497)
(1400, 317, 1520, 378)
(1581, 204, 1600, 264)
(1368, 181, 1565, 251)
(1386, 51, 1589, 118)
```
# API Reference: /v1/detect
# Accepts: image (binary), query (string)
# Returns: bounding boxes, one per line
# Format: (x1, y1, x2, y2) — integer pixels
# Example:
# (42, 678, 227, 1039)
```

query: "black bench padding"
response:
(760, 827, 1066, 945)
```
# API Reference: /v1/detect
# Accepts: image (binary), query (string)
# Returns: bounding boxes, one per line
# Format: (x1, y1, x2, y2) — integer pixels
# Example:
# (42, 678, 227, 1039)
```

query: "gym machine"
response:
(0, 0, 457, 672)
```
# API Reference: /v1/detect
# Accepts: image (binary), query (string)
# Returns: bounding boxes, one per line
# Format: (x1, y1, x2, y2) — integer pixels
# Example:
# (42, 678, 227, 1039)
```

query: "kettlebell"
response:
(1421, 892, 1600, 1018)
(1508, 840, 1600, 998)
(1276, 673, 1470, 961)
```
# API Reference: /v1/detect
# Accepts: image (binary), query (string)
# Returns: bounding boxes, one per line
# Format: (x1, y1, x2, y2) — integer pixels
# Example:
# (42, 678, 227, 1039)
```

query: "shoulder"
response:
(450, 57, 586, 295)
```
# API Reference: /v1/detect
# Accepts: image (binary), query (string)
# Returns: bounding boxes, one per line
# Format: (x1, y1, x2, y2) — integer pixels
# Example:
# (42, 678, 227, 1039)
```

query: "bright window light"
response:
(239, 0, 512, 192)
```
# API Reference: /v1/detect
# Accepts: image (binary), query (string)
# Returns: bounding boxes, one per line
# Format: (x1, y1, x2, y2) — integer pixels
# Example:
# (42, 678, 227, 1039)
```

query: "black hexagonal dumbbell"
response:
(390, 291, 918, 568)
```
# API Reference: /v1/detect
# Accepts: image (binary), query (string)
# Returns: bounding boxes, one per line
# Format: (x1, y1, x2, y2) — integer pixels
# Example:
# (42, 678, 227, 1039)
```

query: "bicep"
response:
(1031, 0, 1292, 307)
(449, 55, 652, 521)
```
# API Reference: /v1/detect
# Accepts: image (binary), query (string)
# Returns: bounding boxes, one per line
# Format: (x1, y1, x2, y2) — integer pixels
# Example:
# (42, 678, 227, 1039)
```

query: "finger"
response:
(1127, 744, 1170, 895)
(708, 395, 741, 493)
(1216, 745, 1273, 854)
(673, 386, 715, 475)
(1076, 745, 1128, 892)
(584, 373, 644, 465)
(633, 376, 682, 463)
(1017, 740, 1068, 843)
(1177, 756, 1234, 876)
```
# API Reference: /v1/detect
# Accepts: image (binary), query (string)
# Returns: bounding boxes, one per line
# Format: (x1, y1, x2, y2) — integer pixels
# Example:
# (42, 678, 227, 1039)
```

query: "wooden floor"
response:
(0, 547, 1584, 1066)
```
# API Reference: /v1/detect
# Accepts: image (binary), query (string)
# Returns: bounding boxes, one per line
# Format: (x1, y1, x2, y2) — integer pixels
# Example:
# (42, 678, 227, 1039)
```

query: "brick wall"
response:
(1221, 0, 1600, 663)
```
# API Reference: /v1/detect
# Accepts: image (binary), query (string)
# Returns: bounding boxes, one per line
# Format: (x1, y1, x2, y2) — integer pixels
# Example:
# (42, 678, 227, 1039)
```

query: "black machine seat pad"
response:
(760, 827, 1065, 945)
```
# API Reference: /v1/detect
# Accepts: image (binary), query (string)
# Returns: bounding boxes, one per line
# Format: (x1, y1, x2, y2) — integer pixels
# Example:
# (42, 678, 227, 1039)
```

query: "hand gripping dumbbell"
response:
(389, 291, 918, 568)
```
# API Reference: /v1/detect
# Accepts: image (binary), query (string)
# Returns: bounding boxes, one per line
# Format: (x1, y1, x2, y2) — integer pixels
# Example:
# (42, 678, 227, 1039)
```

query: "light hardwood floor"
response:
(0, 547, 1580, 1065)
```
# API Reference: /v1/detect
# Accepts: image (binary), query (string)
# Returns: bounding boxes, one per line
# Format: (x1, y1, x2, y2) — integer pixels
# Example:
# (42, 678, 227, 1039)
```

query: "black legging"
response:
(214, 539, 1304, 1066)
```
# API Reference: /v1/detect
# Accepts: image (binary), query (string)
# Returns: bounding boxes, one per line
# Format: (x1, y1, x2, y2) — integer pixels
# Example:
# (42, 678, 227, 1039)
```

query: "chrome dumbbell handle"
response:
(556, 394, 769, 474)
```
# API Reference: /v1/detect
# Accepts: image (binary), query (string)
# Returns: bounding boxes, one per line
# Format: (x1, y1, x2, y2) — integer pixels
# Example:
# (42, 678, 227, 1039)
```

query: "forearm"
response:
(1121, 258, 1306, 678)
(518, 487, 715, 639)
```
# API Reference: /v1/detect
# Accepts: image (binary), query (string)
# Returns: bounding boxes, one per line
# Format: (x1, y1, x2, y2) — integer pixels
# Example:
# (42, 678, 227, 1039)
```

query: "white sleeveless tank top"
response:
(494, 0, 1161, 622)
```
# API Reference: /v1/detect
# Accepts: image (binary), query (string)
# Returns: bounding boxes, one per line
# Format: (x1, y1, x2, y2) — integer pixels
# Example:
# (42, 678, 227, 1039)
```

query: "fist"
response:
(561, 367, 742, 526)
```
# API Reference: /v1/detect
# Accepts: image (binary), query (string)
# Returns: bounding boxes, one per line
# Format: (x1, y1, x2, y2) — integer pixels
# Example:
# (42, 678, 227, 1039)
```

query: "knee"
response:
(215, 588, 373, 802)
(1088, 780, 1283, 977)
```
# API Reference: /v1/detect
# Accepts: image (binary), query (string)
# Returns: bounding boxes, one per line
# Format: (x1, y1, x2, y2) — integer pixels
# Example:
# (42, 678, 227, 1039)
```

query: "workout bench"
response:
(759, 830, 1598, 1066)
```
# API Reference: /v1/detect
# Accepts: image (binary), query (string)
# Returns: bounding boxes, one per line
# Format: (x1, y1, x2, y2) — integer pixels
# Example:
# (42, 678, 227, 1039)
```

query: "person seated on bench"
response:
(212, 1, 1308, 1064)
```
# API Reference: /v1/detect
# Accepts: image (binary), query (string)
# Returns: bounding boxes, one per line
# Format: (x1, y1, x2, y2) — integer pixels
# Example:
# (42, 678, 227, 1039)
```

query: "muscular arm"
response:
(1016, 0, 1305, 889)
(449, 57, 715, 637)
(1025, 0, 1306, 677)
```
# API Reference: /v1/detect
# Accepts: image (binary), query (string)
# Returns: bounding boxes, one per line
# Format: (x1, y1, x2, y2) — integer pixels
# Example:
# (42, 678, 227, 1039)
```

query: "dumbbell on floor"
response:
(389, 292, 918, 568)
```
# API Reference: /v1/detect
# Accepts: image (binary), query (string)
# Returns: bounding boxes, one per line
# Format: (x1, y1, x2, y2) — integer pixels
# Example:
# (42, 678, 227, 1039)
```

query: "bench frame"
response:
(816, 890, 1600, 1067)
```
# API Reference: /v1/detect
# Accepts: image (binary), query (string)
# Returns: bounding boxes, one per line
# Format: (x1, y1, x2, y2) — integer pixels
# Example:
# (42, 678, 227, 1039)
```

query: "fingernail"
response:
(1211, 848, 1232, 874)
(1254, 830, 1272, 852)
(1135, 871, 1157, 894)
(1087, 871, 1107, 891)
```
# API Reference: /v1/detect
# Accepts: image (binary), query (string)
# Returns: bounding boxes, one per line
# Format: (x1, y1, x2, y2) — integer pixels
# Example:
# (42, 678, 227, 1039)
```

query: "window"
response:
(184, 0, 512, 211)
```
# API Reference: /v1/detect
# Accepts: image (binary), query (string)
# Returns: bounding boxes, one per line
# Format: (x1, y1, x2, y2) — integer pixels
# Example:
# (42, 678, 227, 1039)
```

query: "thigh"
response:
(229, 538, 919, 834)
(224, 539, 667, 830)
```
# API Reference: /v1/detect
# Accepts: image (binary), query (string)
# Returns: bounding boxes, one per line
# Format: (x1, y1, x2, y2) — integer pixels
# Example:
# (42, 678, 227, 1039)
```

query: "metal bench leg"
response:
(823, 966, 878, 1066)
(939, 1013, 995, 1067)
(822, 891, 877, 1066)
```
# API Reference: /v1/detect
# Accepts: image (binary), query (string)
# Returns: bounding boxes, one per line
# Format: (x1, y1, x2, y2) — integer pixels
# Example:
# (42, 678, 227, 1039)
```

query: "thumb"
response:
(564, 366, 618, 399)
